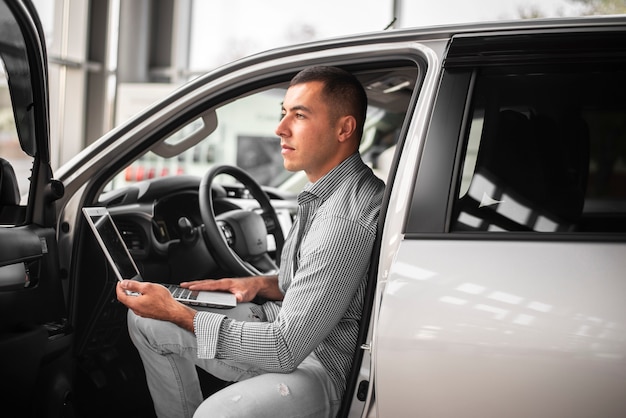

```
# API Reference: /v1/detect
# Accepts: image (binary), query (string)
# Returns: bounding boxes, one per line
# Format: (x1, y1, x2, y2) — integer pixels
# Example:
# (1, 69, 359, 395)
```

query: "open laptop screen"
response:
(83, 207, 141, 281)
(82, 207, 236, 308)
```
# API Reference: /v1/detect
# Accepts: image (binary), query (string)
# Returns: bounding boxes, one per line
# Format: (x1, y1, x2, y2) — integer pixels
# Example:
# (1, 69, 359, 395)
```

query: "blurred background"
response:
(10, 0, 626, 171)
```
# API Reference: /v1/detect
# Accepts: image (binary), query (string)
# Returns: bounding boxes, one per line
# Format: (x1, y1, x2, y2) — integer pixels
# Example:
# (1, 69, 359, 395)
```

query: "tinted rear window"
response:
(452, 64, 626, 233)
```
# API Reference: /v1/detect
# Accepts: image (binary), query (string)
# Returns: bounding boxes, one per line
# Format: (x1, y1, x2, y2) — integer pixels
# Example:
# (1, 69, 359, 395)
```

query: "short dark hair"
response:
(290, 66, 368, 141)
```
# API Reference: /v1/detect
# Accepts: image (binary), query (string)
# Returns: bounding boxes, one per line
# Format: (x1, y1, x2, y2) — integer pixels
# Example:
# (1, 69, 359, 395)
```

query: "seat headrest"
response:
(0, 158, 21, 205)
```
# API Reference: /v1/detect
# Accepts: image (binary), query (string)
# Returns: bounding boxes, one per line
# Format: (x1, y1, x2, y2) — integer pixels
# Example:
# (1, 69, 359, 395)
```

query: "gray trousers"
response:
(127, 303, 340, 417)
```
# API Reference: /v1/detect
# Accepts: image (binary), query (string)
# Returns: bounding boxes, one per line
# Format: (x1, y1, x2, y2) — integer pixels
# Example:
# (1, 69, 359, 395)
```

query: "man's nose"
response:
(275, 117, 288, 137)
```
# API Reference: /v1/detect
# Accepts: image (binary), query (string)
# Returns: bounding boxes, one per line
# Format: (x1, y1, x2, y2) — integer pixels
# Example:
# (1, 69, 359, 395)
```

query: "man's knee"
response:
(192, 386, 258, 418)
(192, 368, 336, 418)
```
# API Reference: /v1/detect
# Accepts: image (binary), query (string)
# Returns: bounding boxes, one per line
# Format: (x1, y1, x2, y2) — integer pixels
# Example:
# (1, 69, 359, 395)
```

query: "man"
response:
(116, 66, 385, 417)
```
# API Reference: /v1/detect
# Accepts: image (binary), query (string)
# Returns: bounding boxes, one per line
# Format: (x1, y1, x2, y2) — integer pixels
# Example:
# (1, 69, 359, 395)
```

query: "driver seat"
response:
(0, 158, 23, 224)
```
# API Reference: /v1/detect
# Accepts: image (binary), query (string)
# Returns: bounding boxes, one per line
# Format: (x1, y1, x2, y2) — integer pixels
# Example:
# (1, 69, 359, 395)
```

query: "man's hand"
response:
(180, 275, 283, 303)
(116, 280, 196, 332)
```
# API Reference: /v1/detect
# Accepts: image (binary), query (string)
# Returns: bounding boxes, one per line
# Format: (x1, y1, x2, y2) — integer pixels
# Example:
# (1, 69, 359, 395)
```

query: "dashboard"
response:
(95, 175, 297, 282)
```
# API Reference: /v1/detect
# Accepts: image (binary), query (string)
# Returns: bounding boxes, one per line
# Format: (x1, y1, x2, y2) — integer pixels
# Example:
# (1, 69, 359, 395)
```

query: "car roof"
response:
(190, 15, 626, 88)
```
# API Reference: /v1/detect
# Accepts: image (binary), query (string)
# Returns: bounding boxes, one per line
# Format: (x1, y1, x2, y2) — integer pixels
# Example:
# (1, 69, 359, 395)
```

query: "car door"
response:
(0, 0, 71, 414)
(375, 25, 626, 417)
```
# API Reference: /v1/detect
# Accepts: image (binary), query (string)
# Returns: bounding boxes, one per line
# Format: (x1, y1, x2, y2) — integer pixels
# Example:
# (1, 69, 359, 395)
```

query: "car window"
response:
(0, 59, 32, 220)
(452, 64, 626, 233)
(104, 67, 416, 194)
(104, 88, 287, 192)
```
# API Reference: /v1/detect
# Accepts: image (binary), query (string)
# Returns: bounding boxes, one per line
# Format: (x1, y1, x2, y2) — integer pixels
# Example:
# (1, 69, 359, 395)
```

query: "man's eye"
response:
(296, 113, 305, 119)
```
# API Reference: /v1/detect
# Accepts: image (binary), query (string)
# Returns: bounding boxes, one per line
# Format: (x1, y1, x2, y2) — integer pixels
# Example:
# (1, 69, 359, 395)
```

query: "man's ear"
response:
(337, 115, 357, 143)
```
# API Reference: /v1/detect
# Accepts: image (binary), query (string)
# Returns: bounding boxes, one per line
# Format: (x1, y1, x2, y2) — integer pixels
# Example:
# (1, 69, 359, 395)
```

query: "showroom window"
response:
(452, 64, 626, 233)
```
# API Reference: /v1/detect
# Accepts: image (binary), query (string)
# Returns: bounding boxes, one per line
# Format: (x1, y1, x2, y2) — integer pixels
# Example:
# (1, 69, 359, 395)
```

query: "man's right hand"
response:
(180, 275, 282, 303)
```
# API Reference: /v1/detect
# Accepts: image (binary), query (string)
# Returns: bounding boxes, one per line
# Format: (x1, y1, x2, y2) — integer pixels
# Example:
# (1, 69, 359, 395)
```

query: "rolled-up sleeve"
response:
(194, 311, 227, 359)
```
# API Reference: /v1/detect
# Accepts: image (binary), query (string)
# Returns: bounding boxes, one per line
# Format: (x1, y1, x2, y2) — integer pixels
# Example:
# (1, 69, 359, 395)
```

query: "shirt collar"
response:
(299, 152, 364, 205)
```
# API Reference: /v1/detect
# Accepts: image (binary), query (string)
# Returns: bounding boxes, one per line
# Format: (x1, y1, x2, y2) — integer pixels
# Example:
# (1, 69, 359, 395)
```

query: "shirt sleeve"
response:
(194, 311, 227, 359)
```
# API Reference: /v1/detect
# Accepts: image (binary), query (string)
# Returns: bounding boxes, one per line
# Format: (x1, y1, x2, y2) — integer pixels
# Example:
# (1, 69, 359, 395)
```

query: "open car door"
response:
(0, 0, 71, 415)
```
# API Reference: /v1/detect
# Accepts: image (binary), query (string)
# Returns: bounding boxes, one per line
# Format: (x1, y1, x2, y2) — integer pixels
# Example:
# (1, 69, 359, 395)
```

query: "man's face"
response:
(275, 81, 343, 182)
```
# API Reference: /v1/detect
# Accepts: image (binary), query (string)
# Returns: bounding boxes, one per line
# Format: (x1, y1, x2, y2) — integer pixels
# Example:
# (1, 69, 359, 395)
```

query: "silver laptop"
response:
(82, 207, 236, 309)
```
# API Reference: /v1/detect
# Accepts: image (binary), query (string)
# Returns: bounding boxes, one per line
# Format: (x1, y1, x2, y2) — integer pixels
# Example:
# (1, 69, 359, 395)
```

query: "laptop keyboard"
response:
(167, 284, 198, 301)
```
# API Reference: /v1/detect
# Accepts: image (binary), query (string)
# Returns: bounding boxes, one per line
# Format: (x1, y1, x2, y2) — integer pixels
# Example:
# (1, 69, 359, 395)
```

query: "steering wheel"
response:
(199, 165, 285, 277)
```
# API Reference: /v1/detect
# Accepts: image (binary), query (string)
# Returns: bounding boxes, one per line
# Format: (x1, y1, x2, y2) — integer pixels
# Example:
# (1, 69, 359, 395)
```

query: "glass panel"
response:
(106, 88, 289, 191)
(453, 64, 626, 233)
(104, 67, 416, 195)
(0, 59, 32, 211)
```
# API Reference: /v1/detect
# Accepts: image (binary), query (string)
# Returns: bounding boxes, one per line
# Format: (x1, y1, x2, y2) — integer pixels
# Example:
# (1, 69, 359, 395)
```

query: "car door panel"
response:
(375, 240, 626, 418)
(0, 226, 45, 264)
(373, 30, 626, 417)
(0, 227, 66, 320)
(0, 225, 70, 409)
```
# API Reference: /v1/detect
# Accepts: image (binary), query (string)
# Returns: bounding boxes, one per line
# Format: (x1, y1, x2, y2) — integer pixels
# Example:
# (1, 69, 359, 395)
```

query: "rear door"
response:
(375, 25, 626, 417)
(0, 0, 71, 413)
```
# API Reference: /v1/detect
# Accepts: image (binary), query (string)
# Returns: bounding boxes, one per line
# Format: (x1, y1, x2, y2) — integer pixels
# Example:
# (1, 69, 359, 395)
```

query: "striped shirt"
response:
(194, 152, 385, 396)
